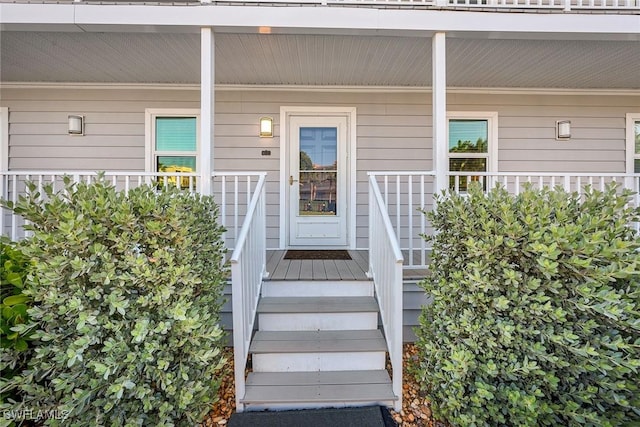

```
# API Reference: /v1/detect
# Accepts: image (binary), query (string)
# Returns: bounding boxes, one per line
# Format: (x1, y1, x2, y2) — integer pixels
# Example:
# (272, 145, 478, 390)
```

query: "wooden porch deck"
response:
(265, 250, 429, 281)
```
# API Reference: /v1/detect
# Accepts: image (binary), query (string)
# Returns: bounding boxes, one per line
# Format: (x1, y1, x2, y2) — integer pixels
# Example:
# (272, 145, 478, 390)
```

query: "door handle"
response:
(289, 176, 298, 186)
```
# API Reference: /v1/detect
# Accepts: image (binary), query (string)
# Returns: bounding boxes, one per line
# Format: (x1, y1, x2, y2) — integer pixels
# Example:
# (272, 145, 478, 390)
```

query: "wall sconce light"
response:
(259, 117, 273, 138)
(68, 115, 84, 135)
(556, 120, 571, 140)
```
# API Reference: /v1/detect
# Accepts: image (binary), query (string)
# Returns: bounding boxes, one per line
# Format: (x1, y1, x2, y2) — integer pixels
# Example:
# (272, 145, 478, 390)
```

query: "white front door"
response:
(288, 115, 348, 247)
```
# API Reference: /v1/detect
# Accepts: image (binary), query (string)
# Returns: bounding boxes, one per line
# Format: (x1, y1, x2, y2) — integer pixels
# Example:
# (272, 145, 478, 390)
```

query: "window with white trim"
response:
(447, 112, 498, 191)
(145, 109, 200, 175)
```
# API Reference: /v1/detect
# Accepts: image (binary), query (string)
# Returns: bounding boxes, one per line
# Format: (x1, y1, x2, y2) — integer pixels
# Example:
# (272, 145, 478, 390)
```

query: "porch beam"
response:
(432, 32, 447, 195)
(200, 27, 215, 196)
(3, 5, 639, 40)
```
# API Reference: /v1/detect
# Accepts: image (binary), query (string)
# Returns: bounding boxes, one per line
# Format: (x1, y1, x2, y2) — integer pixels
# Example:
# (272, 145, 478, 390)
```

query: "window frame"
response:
(144, 109, 201, 173)
(626, 113, 640, 175)
(446, 111, 499, 175)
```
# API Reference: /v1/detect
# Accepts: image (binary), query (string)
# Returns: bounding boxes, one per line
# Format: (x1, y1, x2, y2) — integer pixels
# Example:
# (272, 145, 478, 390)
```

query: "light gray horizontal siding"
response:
(3, 87, 638, 249)
(403, 280, 431, 343)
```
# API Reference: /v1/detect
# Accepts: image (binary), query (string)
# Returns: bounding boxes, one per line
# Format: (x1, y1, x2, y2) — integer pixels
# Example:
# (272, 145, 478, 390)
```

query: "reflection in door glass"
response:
(299, 127, 337, 216)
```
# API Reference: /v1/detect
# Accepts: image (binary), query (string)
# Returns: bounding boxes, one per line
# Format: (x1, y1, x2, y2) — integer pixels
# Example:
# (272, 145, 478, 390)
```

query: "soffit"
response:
(1, 31, 639, 89)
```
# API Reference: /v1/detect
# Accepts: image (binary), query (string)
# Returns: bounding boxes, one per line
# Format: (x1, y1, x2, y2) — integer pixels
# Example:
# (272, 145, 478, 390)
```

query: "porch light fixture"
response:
(556, 120, 571, 140)
(68, 115, 84, 135)
(259, 116, 273, 138)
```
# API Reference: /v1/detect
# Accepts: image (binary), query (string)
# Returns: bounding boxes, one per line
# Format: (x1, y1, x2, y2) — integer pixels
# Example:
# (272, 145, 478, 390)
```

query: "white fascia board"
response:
(0, 4, 76, 26)
(1, 3, 639, 39)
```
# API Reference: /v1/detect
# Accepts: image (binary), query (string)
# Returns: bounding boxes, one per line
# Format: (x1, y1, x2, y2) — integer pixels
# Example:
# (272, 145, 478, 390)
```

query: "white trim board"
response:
(0, 108, 8, 170)
(626, 113, 640, 175)
(279, 106, 357, 250)
(2, 82, 640, 97)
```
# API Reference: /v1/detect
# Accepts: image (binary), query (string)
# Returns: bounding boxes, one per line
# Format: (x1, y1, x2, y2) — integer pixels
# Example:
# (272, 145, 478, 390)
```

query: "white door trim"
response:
(1, 107, 8, 170)
(279, 106, 357, 249)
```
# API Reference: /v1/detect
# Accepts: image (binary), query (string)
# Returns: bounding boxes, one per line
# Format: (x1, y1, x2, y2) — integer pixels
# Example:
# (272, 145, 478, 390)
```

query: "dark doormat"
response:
(284, 250, 352, 260)
(228, 405, 397, 427)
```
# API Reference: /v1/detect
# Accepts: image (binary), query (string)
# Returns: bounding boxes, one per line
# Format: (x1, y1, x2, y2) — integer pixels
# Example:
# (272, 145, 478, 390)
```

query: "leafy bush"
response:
(415, 183, 640, 427)
(1, 236, 33, 351)
(2, 178, 228, 426)
(1, 236, 35, 410)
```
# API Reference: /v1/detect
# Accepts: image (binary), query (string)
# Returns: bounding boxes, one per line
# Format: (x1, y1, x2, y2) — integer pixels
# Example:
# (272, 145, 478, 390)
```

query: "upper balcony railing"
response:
(61, 0, 640, 12)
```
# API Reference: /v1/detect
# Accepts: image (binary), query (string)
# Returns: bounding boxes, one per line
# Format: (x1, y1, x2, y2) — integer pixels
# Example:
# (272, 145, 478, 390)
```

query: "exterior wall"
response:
(449, 92, 633, 173)
(2, 87, 637, 250)
(2, 86, 638, 343)
(403, 281, 431, 342)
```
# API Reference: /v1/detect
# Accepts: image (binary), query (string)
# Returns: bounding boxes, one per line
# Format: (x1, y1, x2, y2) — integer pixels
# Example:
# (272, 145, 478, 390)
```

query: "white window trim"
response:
(144, 108, 201, 173)
(1, 107, 8, 171)
(626, 113, 640, 175)
(446, 111, 499, 173)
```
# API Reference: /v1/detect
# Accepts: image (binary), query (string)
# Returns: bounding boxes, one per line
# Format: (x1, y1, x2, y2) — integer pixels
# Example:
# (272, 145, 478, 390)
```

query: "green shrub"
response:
(2, 177, 228, 426)
(1, 236, 33, 351)
(1, 236, 36, 412)
(415, 183, 640, 427)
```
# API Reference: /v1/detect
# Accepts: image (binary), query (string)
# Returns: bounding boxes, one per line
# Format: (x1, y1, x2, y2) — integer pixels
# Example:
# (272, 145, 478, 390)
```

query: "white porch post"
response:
(200, 27, 215, 196)
(432, 32, 447, 195)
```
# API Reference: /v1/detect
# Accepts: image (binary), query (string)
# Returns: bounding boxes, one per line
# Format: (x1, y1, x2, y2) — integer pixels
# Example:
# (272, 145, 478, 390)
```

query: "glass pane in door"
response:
(299, 127, 337, 216)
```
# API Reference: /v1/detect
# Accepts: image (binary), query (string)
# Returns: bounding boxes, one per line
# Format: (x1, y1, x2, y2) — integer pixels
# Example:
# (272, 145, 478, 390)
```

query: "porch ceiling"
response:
(1, 31, 639, 89)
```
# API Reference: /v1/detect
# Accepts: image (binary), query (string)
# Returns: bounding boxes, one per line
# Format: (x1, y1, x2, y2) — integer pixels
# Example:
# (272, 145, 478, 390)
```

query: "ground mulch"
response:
(200, 344, 449, 427)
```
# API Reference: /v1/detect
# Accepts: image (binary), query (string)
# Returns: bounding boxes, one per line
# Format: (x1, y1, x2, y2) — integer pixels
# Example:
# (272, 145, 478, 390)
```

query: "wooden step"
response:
(257, 296, 379, 331)
(257, 296, 378, 313)
(250, 330, 387, 372)
(241, 370, 397, 410)
(261, 280, 373, 297)
(250, 330, 387, 353)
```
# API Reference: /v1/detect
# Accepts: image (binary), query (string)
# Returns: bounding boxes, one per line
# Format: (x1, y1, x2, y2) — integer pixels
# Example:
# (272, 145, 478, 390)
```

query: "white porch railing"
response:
(229, 173, 267, 413)
(100, 0, 640, 11)
(368, 174, 404, 412)
(370, 171, 640, 269)
(369, 172, 437, 270)
(440, 0, 638, 10)
(0, 171, 265, 249)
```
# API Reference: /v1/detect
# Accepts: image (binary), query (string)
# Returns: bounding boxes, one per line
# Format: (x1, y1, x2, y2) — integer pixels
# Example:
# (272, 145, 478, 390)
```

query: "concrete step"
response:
(250, 330, 387, 372)
(241, 370, 397, 411)
(261, 280, 373, 297)
(257, 296, 379, 331)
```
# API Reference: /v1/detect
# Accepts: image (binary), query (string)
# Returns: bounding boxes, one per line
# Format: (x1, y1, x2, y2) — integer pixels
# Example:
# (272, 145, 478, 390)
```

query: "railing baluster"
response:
(221, 175, 227, 244)
(0, 174, 5, 238)
(420, 175, 426, 267)
(234, 176, 239, 243)
(11, 175, 18, 241)
(408, 175, 413, 267)
(395, 175, 401, 244)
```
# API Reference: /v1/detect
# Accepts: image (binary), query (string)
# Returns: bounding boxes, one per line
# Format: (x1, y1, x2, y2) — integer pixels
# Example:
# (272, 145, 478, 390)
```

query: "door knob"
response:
(289, 176, 298, 186)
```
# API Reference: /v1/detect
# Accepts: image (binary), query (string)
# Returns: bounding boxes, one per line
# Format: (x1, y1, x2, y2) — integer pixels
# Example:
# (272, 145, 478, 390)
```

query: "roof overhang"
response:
(1, 3, 639, 40)
(1, 3, 639, 89)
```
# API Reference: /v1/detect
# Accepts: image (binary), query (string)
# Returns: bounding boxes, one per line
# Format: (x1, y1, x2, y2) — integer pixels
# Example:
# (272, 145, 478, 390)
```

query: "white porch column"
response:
(200, 27, 215, 196)
(432, 32, 447, 195)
